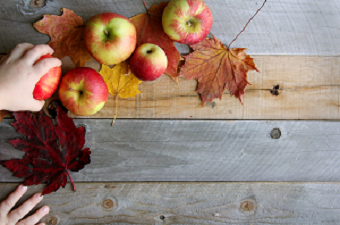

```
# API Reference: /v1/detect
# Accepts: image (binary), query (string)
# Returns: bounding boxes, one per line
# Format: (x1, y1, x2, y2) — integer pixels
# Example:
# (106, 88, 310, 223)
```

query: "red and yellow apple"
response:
(84, 12, 137, 65)
(59, 67, 109, 116)
(33, 54, 62, 100)
(129, 43, 168, 82)
(162, 0, 213, 45)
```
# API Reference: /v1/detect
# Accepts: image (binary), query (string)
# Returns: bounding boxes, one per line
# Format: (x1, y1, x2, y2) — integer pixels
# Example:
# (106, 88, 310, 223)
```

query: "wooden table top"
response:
(1, 0, 340, 224)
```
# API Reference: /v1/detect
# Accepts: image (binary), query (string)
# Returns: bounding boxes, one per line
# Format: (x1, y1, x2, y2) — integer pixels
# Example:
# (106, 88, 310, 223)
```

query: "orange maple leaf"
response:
(130, 3, 181, 82)
(179, 35, 260, 106)
(33, 8, 91, 67)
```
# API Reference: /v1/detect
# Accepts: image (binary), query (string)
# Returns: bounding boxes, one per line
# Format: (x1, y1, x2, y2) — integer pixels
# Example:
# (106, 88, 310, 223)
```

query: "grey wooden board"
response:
(2, 119, 340, 182)
(0, 0, 339, 55)
(1, 182, 340, 224)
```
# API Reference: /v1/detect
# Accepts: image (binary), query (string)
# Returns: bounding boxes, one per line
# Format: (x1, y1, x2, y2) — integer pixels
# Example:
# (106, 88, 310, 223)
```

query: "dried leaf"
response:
(0, 110, 10, 122)
(99, 62, 142, 125)
(33, 8, 91, 67)
(179, 35, 260, 106)
(100, 62, 142, 99)
(1, 107, 91, 195)
(130, 3, 181, 82)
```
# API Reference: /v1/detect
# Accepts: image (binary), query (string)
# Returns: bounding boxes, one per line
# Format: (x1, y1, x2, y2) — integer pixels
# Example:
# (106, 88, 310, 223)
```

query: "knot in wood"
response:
(240, 200, 254, 211)
(102, 199, 114, 209)
(31, 0, 45, 8)
(270, 128, 281, 139)
(45, 216, 59, 225)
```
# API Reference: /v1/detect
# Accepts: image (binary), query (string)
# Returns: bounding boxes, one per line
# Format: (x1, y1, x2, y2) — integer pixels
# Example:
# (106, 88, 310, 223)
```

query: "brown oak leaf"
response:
(130, 3, 181, 82)
(179, 35, 260, 106)
(33, 8, 91, 67)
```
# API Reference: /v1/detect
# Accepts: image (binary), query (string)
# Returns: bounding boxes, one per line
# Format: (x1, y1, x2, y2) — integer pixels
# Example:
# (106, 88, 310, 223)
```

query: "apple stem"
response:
(111, 95, 118, 126)
(142, 0, 148, 12)
(66, 169, 76, 192)
(69, 88, 81, 94)
(104, 30, 108, 36)
(228, 0, 267, 49)
(187, 21, 192, 27)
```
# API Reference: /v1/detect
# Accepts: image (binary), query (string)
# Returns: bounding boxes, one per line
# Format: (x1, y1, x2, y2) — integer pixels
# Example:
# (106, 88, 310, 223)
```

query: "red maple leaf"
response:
(130, 2, 181, 82)
(179, 35, 260, 106)
(1, 106, 90, 195)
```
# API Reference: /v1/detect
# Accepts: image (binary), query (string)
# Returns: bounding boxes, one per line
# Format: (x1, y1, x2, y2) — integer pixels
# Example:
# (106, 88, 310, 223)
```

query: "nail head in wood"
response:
(270, 84, 280, 96)
(160, 215, 165, 220)
(271, 128, 281, 139)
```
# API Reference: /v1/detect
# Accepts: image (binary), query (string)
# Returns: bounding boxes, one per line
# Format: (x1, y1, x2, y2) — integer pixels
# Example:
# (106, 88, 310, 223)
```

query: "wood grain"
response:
(2, 119, 340, 182)
(63, 55, 339, 120)
(0, 0, 339, 56)
(1, 182, 340, 224)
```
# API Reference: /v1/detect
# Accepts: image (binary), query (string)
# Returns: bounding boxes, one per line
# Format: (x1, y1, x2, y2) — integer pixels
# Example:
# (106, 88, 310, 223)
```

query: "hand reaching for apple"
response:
(0, 43, 61, 111)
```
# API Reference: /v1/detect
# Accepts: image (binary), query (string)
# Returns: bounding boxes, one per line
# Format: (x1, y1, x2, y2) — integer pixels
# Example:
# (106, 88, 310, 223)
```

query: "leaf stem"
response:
(142, 0, 148, 12)
(66, 169, 76, 192)
(111, 95, 118, 126)
(228, 0, 267, 49)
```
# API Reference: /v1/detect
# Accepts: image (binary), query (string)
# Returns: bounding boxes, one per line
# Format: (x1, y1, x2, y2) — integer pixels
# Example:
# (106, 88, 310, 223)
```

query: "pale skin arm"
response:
(0, 185, 49, 225)
(0, 43, 61, 111)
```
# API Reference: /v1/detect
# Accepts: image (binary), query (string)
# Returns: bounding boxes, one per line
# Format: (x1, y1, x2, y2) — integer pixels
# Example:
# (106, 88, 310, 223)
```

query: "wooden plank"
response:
(1, 182, 340, 224)
(2, 119, 340, 182)
(62, 55, 339, 120)
(0, 0, 339, 55)
(0, 55, 339, 120)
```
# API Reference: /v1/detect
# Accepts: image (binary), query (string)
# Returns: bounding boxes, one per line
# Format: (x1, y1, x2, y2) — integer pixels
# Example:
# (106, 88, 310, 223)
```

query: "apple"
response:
(129, 43, 168, 81)
(59, 67, 109, 116)
(162, 0, 213, 45)
(33, 54, 62, 100)
(84, 12, 137, 65)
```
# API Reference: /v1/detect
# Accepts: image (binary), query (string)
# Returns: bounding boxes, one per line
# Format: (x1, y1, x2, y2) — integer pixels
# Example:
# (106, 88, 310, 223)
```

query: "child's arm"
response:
(0, 43, 61, 111)
(0, 185, 49, 225)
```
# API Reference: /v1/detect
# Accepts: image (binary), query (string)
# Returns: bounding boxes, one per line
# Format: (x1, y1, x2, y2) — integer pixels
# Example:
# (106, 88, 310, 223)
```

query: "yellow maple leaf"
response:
(99, 61, 142, 125)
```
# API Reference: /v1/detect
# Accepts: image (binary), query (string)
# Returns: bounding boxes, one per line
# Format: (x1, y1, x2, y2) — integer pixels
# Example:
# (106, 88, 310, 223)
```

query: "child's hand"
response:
(0, 185, 49, 225)
(0, 43, 61, 111)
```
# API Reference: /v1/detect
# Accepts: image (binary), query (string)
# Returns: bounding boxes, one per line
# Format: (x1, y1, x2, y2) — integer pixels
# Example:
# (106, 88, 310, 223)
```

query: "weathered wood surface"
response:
(1, 182, 340, 224)
(0, 0, 339, 56)
(2, 119, 340, 182)
(64, 55, 340, 120)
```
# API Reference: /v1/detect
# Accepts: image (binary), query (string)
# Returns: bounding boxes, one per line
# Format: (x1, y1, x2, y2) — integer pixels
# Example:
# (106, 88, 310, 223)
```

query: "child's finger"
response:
(33, 57, 61, 80)
(8, 193, 43, 224)
(22, 44, 54, 65)
(16, 206, 49, 225)
(8, 43, 34, 62)
(0, 185, 27, 214)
